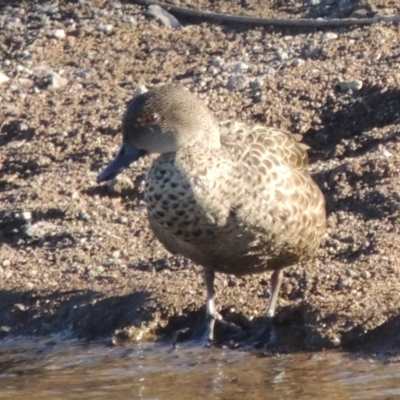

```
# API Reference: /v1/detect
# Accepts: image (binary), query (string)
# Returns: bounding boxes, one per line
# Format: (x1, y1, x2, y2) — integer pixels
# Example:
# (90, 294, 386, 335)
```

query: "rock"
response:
(68, 191, 79, 199)
(5, 140, 26, 149)
(18, 78, 34, 88)
(211, 57, 224, 67)
(121, 15, 136, 26)
(350, 8, 372, 19)
(80, 212, 90, 221)
(339, 79, 363, 92)
(21, 211, 32, 223)
(107, 176, 134, 194)
(97, 24, 113, 34)
(34, 3, 59, 15)
(146, 5, 181, 28)
(117, 216, 128, 224)
(48, 72, 68, 89)
(276, 50, 289, 62)
(292, 58, 305, 67)
(345, 269, 356, 277)
(104, 258, 116, 267)
(15, 65, 26, 73)
(14, 303, 28, 312)
(323, 32, 338, 41)
(360, 271, 371, 280)
(77, 69, 91, 79)
(233, 61, 248, 73)
(20, 50, 31, 60)
(22, 221, 59, 239)
(252, 45, 263, 54)
(376, 145, 392, 158)
(226, 75, 248, 91)
(53, 29, 66, 39)
(0, 72, 10, 84)
(250, 79, 264, 89)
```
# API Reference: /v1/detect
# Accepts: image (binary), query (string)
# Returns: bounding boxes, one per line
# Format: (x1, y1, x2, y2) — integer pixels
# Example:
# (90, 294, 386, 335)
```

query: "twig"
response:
(129, 0, 400, 28)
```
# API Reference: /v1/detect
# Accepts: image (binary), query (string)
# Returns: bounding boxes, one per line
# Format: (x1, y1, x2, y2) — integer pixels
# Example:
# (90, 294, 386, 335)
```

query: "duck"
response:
(97, 84, 326, 344)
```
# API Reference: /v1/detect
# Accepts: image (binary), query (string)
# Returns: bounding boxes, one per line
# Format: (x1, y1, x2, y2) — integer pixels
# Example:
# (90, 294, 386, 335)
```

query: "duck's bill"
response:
(97, 141, 147, 182)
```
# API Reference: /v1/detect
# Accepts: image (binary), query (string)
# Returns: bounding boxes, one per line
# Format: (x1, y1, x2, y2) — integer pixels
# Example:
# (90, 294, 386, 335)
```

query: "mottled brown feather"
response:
(124, 87, 328, 276)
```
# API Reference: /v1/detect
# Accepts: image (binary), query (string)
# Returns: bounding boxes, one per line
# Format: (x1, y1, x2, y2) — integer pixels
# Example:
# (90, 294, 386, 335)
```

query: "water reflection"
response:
(0, 338, 398, 399)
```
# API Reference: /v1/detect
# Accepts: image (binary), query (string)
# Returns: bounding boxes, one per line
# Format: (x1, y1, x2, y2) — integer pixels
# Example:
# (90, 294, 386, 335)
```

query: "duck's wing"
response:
(219, 121, 309, 171)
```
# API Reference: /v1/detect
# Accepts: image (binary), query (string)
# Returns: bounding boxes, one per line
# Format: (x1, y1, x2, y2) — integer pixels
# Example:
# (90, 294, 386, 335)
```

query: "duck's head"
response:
(97, 85, 220, 182)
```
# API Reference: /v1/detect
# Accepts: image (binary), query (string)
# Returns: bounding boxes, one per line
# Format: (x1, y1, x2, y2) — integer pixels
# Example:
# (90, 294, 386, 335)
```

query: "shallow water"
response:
(0, 338, 399, 400)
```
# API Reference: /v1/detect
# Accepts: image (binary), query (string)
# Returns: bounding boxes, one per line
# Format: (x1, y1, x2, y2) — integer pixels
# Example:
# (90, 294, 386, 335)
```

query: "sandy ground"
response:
(1, 0, 400, 354)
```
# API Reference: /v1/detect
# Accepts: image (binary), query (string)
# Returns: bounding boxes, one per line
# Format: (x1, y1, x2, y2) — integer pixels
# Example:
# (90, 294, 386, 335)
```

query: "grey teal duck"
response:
(97, 85, 326, 344)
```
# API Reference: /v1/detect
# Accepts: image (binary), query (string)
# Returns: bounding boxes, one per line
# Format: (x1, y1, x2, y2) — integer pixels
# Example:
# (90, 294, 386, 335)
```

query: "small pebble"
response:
(6, 140, 26, 149)
(107, 176, 134, 194)
(0, 72, 10, 84)
(233, 61, 248, 73)
(146, 5, 181, 28)
(105, 258, 116, 267)
(69, 191, 79, 199)
(250, 79, 264, 89)
(376, 145, 392, 158)
(323, 32, 338, 41)
(14, 303, 28, 312)
(18, 78, 34, 88)
(226, 75, 248, 91)
(339, 79, 363, 92)
(112, 251, 121, 259)
(117, 216, 128, 224)
(276, 50, 288, 62)
(80, 212, 90, 221)
(97, 24, 113, 34)
(77, 68, 92, 79)
(53, 29, 66, 39)
(35, 3, 59, 14)
(360, 270, 371, 280)
(48, 72, 68, 89)
(121, 15, 136, 26)
(346, 269, 356, 278)
(21, 211, 32, 222)
(20, 50, 31, 59)
(350, 8, 370, 18)
(292, 58, 305, 67)
(211, 57, 224, 67)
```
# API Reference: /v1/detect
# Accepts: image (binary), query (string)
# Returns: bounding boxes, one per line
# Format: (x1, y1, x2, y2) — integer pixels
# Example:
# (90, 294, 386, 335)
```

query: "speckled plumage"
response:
(98, 84, 326, 344)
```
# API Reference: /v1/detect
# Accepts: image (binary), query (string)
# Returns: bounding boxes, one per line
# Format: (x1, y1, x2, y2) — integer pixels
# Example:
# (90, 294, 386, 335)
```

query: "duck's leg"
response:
(204, 268, 222, 343)
(266, 268, 283, 319)
(262, 268, 283, 344)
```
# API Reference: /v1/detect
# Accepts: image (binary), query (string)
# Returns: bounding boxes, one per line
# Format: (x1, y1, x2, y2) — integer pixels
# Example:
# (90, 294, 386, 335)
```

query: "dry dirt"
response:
(1, 0, 400, 354)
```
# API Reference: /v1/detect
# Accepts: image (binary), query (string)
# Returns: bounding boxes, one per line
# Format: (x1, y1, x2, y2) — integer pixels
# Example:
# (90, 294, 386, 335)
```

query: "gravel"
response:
(0, 0, 400, 353)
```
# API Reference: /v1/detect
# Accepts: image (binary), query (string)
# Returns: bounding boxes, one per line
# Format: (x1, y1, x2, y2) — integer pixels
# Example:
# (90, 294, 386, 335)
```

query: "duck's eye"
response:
(146, 113, 160, 124)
